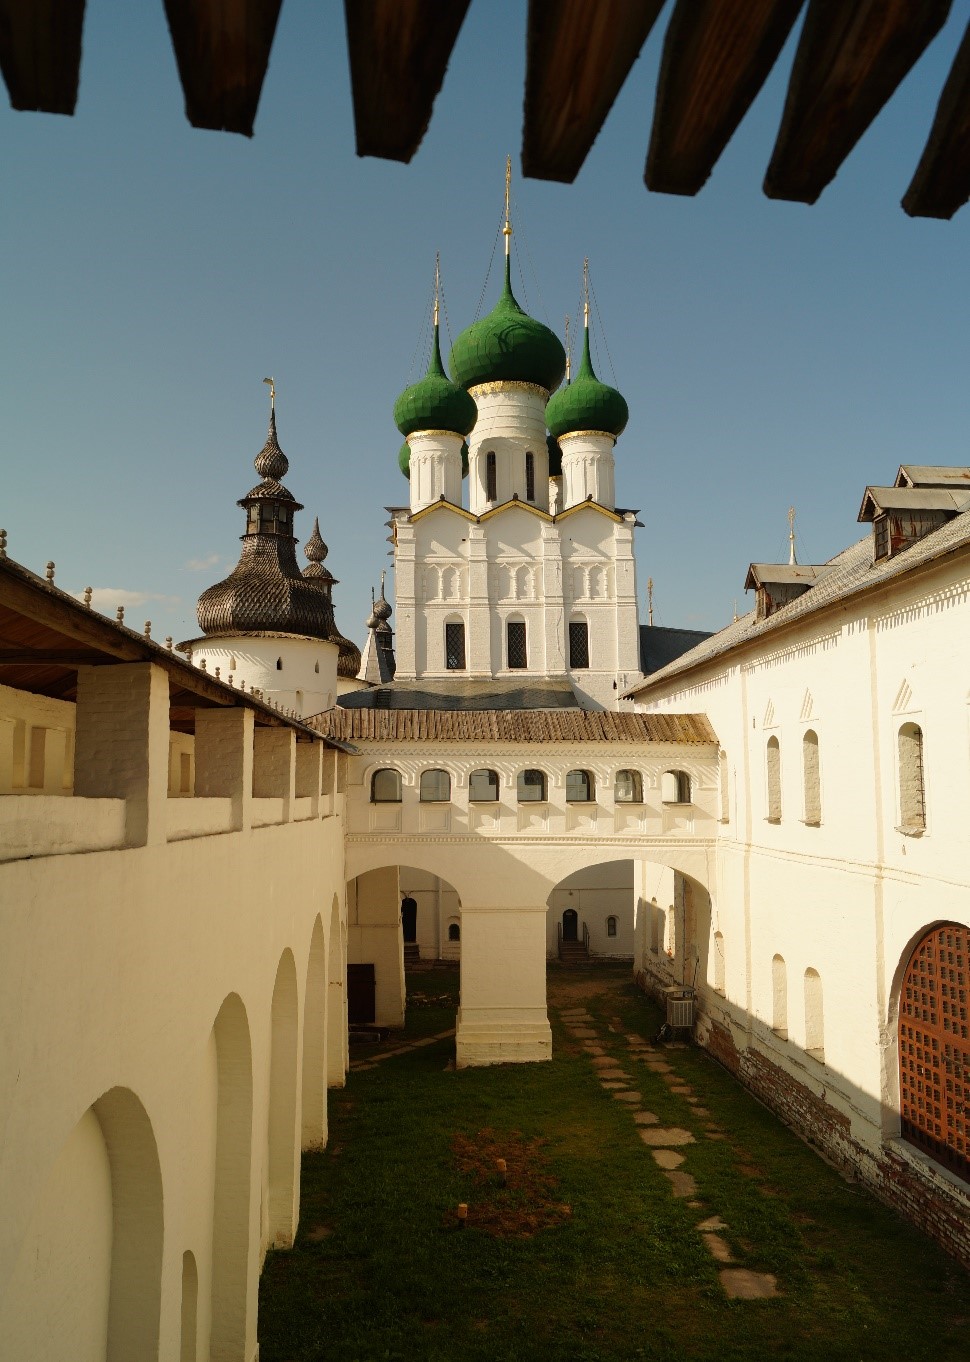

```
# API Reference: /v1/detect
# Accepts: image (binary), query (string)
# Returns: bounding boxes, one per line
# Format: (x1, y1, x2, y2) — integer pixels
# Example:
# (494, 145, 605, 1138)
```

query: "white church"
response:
(1, 197, 968, 1358)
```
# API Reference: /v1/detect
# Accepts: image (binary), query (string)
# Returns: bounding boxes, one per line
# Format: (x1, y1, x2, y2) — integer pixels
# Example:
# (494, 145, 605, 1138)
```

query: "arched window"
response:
(506, 618, 527, 669)
(898, 922, 969, 1179)
(568, 618, 590, 669)
(766, 736, 782, 822)
(469, 768, 499, 802)
(771, 954, 788, 1036)
(525, 451, 535, 502)
(565, 769, 594, 802)
(445, 619, 466, 670)
(447, 921, 461, 942)
(517, 768, 546, 802)
(661, 769, 691, 804)
(419, 768, 451, 802)
(276, 657, 283, 671)
(614, 769, 642, 803)
(802, 730, 821, 825)
(314, 660, 320, 673)
(804, 968, 824, 1058)
(371, 768, 402, 803)
(898, 722, 926, 832)
(486, 451, 497, 502)
(713, 931, 725, 994)
(606, 915, 618, 938)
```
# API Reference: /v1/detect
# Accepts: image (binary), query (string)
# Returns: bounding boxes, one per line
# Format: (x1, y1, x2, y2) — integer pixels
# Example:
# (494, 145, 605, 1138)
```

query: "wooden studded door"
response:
(898, 923, 968, 1181)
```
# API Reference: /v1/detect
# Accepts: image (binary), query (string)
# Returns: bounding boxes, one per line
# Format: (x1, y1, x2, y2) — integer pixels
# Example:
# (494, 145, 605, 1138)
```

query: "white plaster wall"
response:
(547, 860, 635, 957)
(184, 636, 340, 718)
(467, 387, 550, 514)
(0, 682, 75, 794)
(634, 541, 970, 1161)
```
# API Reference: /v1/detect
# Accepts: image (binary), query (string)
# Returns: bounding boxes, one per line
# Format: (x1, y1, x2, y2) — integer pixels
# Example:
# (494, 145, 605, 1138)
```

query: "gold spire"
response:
(647, 577, 654, 627)
(583, 256, 590, 328)
(433, 252, 440, 328)
(503, 154, 512, 257)
(262, 376, 276, 410)
(788, 505, 797, 565)
(564, 315, 571, 383)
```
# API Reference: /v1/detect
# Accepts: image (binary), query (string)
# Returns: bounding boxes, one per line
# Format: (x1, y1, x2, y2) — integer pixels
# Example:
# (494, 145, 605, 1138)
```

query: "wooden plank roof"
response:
(3, 0, 969, 217)
(0, 552, 343, 743)
(312, 707, 717, 746)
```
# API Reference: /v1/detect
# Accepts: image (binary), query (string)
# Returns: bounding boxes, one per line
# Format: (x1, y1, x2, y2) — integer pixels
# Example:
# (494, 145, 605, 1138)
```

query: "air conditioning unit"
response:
(664, 986, 695, 1031)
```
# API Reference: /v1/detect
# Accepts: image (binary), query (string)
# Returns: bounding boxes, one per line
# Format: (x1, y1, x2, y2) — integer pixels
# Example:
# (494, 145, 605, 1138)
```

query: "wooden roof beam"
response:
(646, 0, 804, 196)
(163, 0, 282, 136)
(903, 19, 970, 219)
(764, 0, 952, 204)
(0, 0, 85, 114)
(523, 0, 664, 184)
(344, 0, 470, 162)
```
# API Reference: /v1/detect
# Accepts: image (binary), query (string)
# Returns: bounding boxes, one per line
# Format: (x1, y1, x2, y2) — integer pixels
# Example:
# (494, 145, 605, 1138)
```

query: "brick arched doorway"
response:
(898, 922, 968, 1181)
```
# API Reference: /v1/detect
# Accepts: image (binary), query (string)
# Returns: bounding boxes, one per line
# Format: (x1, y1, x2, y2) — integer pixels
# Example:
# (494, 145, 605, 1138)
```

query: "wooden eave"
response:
(4, 0, 970, 217)
(0, 556, 340, 743)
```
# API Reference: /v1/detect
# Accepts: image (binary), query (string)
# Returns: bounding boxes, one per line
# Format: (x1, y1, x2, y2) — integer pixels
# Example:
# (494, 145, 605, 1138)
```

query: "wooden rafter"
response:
(344, 0, 470, 162)
(646, 0, 804, 196)
(764, 0, 953, 203)
(903, 18, 970, 219)
(163, 0, 282, 136)
(0, 0, 85, 114)
(523, 0, 664, 184)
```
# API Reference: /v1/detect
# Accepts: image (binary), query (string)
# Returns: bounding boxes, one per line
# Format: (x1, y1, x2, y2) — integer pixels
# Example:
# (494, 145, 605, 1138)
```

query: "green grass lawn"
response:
(258, 967, 970, 1361)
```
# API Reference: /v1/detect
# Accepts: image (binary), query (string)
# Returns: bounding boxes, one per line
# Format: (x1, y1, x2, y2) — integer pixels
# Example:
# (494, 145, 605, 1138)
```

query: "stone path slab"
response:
(663, 1169, 698, 1197)
(702, 1233, 735, 1264)
(633, 1111, 660, 1125)
(651, 1149, 685, 1170)
(638, 1127, 695, 1147)
(614, 1091, 642, 1104)
(719, 1269, 780, 1300)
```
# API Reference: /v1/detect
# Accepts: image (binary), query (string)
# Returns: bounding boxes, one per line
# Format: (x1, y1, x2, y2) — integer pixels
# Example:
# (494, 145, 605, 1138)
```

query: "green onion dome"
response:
(545, 329, 628, 440)
(449, 256, 566, 393)
(393, 324, 477, 438)
(399, 440, 469, 479)
(546, 433, 562, 477)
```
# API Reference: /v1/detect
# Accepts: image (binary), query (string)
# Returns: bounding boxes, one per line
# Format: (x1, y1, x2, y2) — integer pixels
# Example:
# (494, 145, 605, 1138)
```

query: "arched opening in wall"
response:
(371, 767, 403, 802)
(517, 767, 546, 801)
(766, 737, 782, 822)
(395, 865, 462, 963)
(565, 768, 594, 802)
(210, 993, 253, 1361)
(445, 617, 466, 670)
(802, 730, 821, 825)
(266, 950, 300, 1252)
(486, 450, 497, 502)
(568, 617, 590, 669)
(419, 768, 451, 802)
(713, 931, 725, 995)
(276, 657, 283, 670)
(469, 768, 499, 801)
(547, 860, 635, 961)
(0, 1088, 164, 1362)
(771, 955, 788, 1037)
(401, 894, 418, 942)
(661, 769, 691, 804)
(180, 1251, 198, 1362)
(327, 895, 346, 1089)
(447, 920, 461, 942)
(615, 769, 643, 803)
(525, 450, 536, 502)
(897, 722, 926, 833)
(898, 922, 968, 1180)
(302, 916, 327, 1150)
(804, 968, 824, 1058)
(506, 616, 527, 669)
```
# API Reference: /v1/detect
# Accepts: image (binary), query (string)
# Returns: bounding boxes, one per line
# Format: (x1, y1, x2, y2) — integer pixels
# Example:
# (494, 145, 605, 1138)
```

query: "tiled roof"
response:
(311, 707, 717, 745)
(630, 507, 970, 696)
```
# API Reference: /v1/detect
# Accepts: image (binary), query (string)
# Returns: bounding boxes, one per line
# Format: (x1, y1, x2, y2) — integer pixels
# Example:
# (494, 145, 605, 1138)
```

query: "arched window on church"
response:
(506, 618, 527, 670)
(772, 954, 788, 1037)
(897, 722, 926, 833)
(615, 769, 642, 803)
(565, 769, 594, 803)
(447, 921, 461, 942)
(517, 769, 546, 802)
(419, 769, 451, 802)
(568, 618, 590, 669)
(802, 730, 821, 825)
(766, 737, 781, 822)
(525, 451, 535, 502)
(445, 619, 466, 671)
(371, 768, 402, 803)
(469, 769, 499, 802)
(606, 915, 618, 938)
(276, 657, 283, 671)
(804, 968, 824, 1058)
(486, 451, 497, 502)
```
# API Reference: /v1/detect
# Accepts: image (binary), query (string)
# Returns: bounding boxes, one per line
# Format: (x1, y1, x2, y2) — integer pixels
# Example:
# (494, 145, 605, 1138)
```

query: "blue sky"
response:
(4, 0, 970, 647)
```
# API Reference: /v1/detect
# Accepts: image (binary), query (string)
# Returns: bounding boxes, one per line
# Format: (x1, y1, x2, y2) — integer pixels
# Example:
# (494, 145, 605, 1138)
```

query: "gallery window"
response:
(614, 769, 642, 803)
(661, 769, 691, 804)
(419, 769, 451, 802)
(565, 769, 594, 802)
(469, 768, 499, 802)
(371, 768, 402, 803)
(517, 769, 546, 802)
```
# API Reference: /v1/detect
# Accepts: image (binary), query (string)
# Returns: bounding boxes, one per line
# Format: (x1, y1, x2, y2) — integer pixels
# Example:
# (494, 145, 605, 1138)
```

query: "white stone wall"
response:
(185, 635, 340, 718)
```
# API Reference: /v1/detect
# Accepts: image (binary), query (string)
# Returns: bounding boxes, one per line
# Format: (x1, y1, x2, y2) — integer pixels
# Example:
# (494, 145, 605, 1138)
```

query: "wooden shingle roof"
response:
(312, 707, 716, 746)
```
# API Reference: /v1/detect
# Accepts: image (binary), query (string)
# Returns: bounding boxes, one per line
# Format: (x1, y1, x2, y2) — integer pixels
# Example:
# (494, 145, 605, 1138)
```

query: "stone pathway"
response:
(558, 1004, 780, 1300)
(350, 1027, 456, 1072)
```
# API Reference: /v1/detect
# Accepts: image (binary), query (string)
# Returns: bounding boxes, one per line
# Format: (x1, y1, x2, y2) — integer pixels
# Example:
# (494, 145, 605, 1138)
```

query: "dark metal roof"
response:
(639, 625, 713, 677)
(312, 706, 717, 746)
(5, 2, 970, 217)
(337, 676, 581, 712)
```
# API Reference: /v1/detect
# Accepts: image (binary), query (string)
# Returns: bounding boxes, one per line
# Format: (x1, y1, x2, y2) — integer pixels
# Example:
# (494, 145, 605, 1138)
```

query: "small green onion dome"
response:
(545, 328, 628, 440)
(399, 440, 469, 480)
(449, 256, 566, 393)
(393, 324, 477, 438)
(546, 433, 562, 477)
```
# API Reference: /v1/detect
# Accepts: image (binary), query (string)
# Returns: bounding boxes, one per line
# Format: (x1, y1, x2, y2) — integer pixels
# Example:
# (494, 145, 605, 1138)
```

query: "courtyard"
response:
(259, 965, 969, 1362)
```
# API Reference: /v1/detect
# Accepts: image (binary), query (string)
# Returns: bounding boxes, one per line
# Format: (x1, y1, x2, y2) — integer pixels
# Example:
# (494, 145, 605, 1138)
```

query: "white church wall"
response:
(186, 636, 340, 718)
